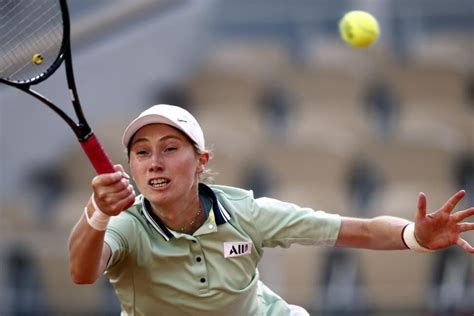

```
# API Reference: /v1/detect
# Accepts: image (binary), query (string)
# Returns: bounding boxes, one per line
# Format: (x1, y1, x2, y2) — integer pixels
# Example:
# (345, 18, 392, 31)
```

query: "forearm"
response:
(68, 203, 109, 284)
(335, 216, 411, 250)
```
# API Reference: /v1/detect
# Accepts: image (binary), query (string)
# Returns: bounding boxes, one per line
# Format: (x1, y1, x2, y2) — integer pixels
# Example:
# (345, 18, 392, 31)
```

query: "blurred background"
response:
(1, 0, 473, 315)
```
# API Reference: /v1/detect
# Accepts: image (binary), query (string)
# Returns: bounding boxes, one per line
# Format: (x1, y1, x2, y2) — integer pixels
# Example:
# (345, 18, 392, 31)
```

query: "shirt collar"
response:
(140, 183, 231, 241)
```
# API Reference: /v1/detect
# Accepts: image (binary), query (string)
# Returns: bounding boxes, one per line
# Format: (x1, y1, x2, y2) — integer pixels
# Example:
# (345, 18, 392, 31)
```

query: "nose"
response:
(149, 153, 164, 172)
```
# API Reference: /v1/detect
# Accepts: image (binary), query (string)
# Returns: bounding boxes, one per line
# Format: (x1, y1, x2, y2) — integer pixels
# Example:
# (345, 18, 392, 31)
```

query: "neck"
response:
(151, 197, 204, 234)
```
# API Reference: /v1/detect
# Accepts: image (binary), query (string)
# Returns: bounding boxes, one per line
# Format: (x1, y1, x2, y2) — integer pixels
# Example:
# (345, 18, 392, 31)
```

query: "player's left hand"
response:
(414, 190, 474, 253)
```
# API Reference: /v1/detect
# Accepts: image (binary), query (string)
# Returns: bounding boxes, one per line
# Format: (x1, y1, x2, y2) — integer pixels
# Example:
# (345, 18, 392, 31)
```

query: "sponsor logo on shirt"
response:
(223, 241, 252, 258)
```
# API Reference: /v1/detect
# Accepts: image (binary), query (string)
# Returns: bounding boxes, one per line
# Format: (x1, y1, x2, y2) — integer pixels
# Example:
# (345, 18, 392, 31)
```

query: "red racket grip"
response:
(80, 133, 115, 174)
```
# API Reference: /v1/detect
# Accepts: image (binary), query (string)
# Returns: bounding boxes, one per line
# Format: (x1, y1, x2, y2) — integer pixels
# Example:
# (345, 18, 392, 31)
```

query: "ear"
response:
(196, 152, 210, 174)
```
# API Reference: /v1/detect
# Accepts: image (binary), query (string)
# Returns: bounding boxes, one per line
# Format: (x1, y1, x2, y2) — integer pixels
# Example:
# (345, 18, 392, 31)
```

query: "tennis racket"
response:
(0, 0, 114, 174)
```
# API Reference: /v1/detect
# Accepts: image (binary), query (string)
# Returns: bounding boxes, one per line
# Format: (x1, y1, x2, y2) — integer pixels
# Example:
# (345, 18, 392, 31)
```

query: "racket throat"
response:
(77, 123, 93, 142)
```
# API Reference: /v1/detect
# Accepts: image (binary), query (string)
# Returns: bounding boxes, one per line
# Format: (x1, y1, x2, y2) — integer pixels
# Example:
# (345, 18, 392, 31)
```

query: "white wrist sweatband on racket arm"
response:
(84, 194, 110, 231)
(402, 223, 433, 253)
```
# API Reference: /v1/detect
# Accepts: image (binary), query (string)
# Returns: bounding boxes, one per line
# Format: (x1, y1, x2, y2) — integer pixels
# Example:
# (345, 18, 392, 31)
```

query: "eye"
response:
(135, 149, 149, 157)
(164, 146, 177, 153)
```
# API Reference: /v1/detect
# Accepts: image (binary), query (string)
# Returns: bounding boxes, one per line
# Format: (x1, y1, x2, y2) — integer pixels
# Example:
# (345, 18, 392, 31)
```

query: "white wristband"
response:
(402, 223, 433, 253)
(84, 194, 110, 231)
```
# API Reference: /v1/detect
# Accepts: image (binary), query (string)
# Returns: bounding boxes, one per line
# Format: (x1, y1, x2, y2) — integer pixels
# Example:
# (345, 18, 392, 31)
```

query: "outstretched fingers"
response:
(454, 204, 474, 254)
(457, 221, 474, 233)
(456, 237, 474, 254)
(440, 190, 466, 214)
(452, 207, 474, 222)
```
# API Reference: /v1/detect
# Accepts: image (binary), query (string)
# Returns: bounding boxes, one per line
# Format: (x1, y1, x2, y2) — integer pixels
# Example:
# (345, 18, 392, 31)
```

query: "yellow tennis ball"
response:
(339, 11, 380, 47)
(32, 53, 44, 65)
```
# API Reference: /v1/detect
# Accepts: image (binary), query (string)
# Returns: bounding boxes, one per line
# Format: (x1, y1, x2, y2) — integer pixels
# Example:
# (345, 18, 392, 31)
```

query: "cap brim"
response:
(121, 114, 182, 148)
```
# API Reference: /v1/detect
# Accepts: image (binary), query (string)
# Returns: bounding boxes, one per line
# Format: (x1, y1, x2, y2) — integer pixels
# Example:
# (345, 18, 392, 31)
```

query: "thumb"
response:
(416, 192, 427, 221)
(113, 164, 130, 179)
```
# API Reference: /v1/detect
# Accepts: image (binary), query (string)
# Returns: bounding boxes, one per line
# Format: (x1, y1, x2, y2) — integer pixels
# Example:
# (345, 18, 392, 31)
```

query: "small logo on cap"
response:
(177, 119, 188, 123)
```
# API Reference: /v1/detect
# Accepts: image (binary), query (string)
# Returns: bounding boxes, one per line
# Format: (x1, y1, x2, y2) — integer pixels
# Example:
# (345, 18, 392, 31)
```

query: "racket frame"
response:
(0, 0, 114, 174)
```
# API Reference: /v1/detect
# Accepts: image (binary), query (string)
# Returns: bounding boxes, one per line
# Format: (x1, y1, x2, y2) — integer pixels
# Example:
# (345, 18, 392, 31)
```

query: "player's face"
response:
(128, 123, 207, 208)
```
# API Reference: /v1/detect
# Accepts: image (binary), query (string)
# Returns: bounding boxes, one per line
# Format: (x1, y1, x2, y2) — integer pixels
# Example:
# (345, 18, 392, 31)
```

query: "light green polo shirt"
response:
(104, 184, 341, 316)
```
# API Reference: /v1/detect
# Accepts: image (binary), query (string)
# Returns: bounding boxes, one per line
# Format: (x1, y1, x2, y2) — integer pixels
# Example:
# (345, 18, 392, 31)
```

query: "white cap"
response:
(122, 104, 205, 151)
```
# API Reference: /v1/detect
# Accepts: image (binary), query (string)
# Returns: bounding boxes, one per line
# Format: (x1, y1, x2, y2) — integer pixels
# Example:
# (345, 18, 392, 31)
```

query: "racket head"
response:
(0, 0, 69, 86)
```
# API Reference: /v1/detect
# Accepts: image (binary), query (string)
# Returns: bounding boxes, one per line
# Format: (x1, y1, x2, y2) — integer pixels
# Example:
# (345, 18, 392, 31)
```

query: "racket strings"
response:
(0, 0, 63, 83)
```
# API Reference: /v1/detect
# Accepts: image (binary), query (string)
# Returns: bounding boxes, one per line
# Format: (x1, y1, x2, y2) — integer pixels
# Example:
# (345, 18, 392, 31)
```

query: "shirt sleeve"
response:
(104, 212, 136, 270)
(251, 197, 342, 248)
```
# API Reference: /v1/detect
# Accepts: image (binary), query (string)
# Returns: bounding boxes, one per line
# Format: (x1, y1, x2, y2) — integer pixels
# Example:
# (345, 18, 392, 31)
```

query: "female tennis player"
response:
(68, 104, 474, 316)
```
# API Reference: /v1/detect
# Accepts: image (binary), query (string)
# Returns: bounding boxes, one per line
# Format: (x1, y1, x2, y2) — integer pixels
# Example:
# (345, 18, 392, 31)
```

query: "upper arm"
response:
(103, 213, 136, 270)
(253, 197, 341, 247)
(99, 242, 112, 275)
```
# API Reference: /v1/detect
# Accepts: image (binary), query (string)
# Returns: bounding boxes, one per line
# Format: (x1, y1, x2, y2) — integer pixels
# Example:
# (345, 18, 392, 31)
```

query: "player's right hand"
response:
(91, 164, 136, 216)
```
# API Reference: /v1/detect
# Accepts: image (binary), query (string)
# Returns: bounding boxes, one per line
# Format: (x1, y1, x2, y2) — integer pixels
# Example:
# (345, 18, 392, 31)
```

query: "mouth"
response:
(148, 177, 170, 188)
